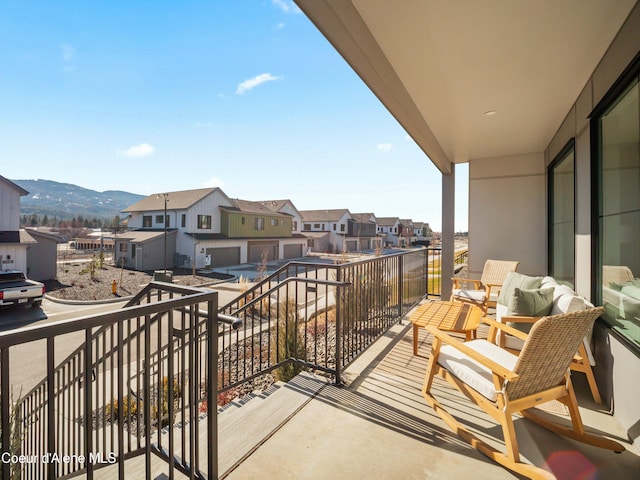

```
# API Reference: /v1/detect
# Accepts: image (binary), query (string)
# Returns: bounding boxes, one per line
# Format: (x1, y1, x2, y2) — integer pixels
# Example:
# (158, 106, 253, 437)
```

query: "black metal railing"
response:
(1, 282, 225, 480)
(0, 247, 450, 479)
(216, 249, 430, 394)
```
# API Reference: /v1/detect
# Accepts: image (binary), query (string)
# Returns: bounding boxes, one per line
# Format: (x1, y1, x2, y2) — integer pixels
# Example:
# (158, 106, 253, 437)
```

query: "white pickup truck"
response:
(0, 270, 45, 309)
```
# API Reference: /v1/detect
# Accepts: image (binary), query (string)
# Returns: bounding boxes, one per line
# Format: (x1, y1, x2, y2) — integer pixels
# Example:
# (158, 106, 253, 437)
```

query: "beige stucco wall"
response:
(468, 153, 546, 278)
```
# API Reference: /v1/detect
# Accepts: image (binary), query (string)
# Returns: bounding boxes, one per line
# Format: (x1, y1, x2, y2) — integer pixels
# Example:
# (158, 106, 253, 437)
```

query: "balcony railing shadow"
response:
(224, 317, 640, 480)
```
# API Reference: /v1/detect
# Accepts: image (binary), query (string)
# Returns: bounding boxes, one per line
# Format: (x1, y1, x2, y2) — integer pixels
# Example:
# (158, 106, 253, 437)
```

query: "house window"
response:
(596, 72, 640, 350)
(271, 218, 278, 227)
(293, 221, 298, 231)
(255, 218, 265, 230)
(303, 223, 311, 231)
(340, 224, 345, 232)
(308, 239, 315, 247)
(333, 224, 336, 230)
(181, 214, 186, 228)
(241, 217, 245, 225)
(548, 141, 575, 288)
(131, 244, 136, 258)
(314, 223, 321, 229)
(119, 243, 128, 252)
(143, 216, 152, 228)
(156, 215, 164, 224)
(197, 215, 212, 229)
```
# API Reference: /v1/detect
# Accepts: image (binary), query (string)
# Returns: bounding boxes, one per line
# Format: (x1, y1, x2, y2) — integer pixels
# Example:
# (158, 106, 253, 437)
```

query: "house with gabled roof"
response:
(376, 217, 400, 247)
(0, 175, 36, 274)
(259, 199, 303, 234)
(120, 188, 307, 270)
(348, 213, 381, 251)
(398, 219, 415, 247)
(300, 209, 352, 253)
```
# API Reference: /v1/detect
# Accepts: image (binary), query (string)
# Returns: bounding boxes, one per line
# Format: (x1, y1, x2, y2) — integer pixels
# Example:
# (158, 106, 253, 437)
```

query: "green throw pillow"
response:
(506, 287, 554, 333)
(497, 271, 543, 306)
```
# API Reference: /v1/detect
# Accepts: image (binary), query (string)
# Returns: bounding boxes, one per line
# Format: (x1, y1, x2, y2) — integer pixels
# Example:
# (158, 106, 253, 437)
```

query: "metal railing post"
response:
(207, 297, 219, 479)
(334, 267, 342, 385)
(398, 254, 404, 317)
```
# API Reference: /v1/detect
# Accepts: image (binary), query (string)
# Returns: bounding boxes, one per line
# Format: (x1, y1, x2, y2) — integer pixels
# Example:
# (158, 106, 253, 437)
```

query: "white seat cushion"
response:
(452, 289, 486, 302)
(437, 340, 518, 401)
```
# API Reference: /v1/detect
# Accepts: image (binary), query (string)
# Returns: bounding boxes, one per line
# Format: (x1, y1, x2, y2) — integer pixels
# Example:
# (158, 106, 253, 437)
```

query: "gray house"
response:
(114, 230, 177, 271)
(25, 229, 63, 281)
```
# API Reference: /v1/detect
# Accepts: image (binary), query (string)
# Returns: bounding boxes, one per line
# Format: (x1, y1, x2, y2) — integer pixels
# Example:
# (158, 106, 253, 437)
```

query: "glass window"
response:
(143, 216, 152, 228)
(255, 218, 265, 230)
(271, 218, 278, 227)
(156, 215, 164, 224)
(548, 143, 575, 287)
(303, 223, 310, 231)
(181, 214, 186, 228)
(197, 215, 212, 229)
(597, 78, 640, 349)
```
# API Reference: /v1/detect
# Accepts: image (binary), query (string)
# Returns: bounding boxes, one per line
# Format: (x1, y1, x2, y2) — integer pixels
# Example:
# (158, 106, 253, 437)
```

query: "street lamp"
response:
(157, 193, 169, 274)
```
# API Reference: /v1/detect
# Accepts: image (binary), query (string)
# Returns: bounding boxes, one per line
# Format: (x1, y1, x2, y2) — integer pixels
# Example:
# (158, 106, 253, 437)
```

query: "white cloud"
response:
(271, 0, 301, 14)
(236, 73, 281, 95)
(202, 176, 224, 188)
(276, 22, 285, 29)
(118, 143, 156, 158)
(61, 43, 75, 62)
(377, 143, 393, 152)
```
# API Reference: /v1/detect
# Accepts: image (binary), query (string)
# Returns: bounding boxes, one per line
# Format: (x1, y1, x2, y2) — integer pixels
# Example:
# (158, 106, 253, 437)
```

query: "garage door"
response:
(249, 243, 278, 263)
(283, 244, 303, 259)
(207, 247, 240, 268)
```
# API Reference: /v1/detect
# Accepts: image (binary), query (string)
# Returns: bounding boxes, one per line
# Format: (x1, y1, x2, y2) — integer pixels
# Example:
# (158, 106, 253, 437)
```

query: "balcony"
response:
(1, 249, 638, 479)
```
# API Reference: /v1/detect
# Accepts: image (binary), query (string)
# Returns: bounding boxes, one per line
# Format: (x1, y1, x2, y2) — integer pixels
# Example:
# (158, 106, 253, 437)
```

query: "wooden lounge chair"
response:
(422, 307, 623, 480)
(451, 259, 519, 313)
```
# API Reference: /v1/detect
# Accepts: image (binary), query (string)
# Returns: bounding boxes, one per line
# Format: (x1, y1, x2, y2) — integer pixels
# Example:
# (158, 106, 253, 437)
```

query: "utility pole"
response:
(157, 193, 169, 274)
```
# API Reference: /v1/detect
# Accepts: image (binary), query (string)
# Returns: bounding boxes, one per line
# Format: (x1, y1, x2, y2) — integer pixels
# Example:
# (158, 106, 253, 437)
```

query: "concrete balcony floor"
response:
(225, 306, 640, 480)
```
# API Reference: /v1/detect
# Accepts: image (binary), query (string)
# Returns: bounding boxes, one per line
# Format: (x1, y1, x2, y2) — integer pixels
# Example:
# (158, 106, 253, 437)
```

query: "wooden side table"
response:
(409, 301, 482, 355)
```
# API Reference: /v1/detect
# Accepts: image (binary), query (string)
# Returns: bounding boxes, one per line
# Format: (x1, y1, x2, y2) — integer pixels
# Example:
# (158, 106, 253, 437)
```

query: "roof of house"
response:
(0, 176, 29, 196)
(221, 199, 290, 217)
(300, 209, 350, 222)
(376, 217, 400, 226)
(24, 228, 64, 243)
(258, 199, 298, 213)
(350, 213, 377, 223)
(116, 230, 177, 243)
(122, 188, 225, 212)
(0, 230, 36, 244)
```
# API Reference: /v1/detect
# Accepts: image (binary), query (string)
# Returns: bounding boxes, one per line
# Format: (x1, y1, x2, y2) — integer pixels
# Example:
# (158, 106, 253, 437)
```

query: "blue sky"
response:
(0, 0, 468, 231)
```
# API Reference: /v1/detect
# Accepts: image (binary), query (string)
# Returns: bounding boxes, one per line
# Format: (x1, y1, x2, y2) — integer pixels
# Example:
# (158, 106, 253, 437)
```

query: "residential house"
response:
(0, 175, 36, 274)
(259, 199, 304, 235)
(300, 209, 352, 253)
(219, 199, 307, 263)
(376, 217, 400, 247)
(120, 188, 307, 270)
(296, 0, 640, 449)
(398, 219, 415, 247)
(348, 213, 381, 251)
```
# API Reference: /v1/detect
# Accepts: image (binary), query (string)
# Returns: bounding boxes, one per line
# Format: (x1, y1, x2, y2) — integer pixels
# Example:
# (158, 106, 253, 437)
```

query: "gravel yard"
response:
(45, 262, 230, 301)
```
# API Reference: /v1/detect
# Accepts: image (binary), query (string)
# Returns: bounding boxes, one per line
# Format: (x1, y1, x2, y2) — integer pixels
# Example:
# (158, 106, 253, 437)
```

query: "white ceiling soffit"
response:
(296, 0, 637, 174)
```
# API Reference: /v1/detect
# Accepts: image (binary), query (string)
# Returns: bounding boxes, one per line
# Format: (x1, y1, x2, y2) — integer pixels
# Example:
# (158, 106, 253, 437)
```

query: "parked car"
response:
(0, 270, 45, 309)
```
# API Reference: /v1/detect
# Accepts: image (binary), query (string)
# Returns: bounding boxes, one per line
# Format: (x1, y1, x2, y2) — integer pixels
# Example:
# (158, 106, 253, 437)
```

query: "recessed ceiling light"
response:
(484, 110, 497, 116)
